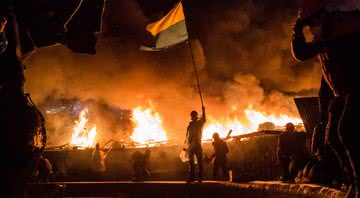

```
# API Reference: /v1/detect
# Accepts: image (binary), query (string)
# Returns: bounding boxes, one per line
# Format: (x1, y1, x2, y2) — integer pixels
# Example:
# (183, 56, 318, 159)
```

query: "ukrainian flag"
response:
(141, 1, 188, 51)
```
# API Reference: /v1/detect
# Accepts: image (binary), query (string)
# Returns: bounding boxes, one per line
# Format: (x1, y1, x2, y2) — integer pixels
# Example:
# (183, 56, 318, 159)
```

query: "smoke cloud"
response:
(24, 0, 321, 146)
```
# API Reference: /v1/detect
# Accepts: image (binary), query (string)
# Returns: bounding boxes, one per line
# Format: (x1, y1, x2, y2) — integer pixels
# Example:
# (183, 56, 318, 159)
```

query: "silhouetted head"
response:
(144, 149, 151, 158)
(212, 132, 220, 141)
(190, 110, 198, 121)
(285, 122, 295, 133)
(95, 143, 100, 150)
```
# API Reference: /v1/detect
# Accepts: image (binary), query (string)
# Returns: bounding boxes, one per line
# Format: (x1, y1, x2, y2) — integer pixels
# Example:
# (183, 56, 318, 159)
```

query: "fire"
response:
(70, 108, 97, 148)
(130, 103, 168, 146)
(202, 107, 303, 140)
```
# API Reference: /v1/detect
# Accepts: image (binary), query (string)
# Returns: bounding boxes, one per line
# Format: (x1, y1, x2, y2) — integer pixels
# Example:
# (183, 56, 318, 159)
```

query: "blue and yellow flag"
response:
(141, 1, 188, 51)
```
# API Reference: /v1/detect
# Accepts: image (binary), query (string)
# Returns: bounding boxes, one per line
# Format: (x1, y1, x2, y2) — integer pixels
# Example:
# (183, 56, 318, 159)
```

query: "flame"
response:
(202, 107, 303, 140)
(130, 103, 168, 146)
(70, 108, 97, 148)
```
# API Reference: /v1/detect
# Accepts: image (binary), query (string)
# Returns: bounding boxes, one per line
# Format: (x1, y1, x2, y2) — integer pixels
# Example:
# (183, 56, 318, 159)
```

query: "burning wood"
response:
(45, 101, 303, 150)
(202, 107, 303, 141)
(70, 108, 97, 148)
(130, 103, 168, 147)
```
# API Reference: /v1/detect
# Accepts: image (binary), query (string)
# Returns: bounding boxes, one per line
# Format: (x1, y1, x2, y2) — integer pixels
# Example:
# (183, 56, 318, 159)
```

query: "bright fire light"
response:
(130, 103, 168, 146)
(202, 107, 303, 141)
(70, 108, 97, 148)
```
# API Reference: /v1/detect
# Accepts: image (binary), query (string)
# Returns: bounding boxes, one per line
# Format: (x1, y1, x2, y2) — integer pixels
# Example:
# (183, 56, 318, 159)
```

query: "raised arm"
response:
(201, 106, 206, 123)
(291, 18, 322, 61)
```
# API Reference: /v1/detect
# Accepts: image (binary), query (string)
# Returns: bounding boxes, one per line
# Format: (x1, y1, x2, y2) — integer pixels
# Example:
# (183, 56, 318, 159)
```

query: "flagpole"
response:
(182, 0, 204, 108)
(188, 38, 204, 108)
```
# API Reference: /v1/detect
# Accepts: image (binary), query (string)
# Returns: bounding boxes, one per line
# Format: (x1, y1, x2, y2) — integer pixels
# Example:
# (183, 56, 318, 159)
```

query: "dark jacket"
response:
(186, 114, 206, 148)
(212, 139, 229, 160)
(278, 131, 307, 161)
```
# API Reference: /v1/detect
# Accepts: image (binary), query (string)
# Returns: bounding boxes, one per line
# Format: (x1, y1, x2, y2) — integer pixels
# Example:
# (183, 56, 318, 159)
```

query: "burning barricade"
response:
(39, 98, 306, 182)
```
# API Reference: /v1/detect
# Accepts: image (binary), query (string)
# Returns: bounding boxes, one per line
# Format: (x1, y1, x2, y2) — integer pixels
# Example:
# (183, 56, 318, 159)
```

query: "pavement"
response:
(28, 181, 344, 198)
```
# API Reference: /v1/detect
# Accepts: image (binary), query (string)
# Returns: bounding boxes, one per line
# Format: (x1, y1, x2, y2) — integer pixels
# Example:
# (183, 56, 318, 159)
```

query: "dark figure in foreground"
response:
(211, 132, 229, 180)
(91, 143, 107, 180)
(1, 0, 104, 196)
(291, 2, 360, 196)
(185, 106, 206, 182)
(296, 79, 343, 186)
(132, 150, 151, 181)
(277, 122, 307, 182)
(33, 154, 54, 182)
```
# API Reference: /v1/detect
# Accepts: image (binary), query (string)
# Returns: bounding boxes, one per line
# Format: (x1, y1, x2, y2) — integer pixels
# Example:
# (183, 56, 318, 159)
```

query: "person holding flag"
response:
(184, 106, 206, 182)
(141, 1, 208, 182)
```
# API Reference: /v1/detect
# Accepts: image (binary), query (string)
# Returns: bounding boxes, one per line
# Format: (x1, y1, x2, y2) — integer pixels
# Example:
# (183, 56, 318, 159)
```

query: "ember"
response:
(70, 108, 97, 148)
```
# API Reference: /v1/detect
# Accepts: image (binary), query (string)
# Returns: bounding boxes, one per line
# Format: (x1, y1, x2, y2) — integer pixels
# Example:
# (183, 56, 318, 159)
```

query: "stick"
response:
(188, 39, 204, 108)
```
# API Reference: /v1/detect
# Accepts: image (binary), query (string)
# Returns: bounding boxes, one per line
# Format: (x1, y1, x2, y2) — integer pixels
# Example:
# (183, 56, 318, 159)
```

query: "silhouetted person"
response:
(291, 2, 360, 195)
(91, 143, 106, 180)
(211, 132, 229, 180)
(308, 80, 345, 186)
(1, 1, 104, 197)
(34, 154, 54, 182)
(0, 17, 7, 54)
(132, 150, 151, 181)
(185, 106, 206, 182)
(277, 122, 307, 182)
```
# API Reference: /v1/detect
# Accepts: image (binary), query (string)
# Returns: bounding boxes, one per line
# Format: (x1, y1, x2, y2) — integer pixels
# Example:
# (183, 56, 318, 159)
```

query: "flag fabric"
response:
(141, 1, 188, 51)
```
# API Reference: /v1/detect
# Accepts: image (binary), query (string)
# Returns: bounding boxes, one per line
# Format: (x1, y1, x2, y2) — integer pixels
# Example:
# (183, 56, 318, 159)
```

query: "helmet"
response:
(190, 111, 198, 117)
(285, 122, 295, 132)
(212, 132, 220, 139)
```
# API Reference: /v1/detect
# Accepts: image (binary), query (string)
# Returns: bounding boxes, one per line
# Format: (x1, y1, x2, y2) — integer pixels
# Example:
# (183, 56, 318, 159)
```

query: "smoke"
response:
(23, 0, 321, 146)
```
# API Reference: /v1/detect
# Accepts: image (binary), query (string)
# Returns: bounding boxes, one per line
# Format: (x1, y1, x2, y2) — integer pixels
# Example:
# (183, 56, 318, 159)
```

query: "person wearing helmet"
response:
(211, 132, 229, 181)
(185, 106, 206, 182)
(277, 122, 307, 182)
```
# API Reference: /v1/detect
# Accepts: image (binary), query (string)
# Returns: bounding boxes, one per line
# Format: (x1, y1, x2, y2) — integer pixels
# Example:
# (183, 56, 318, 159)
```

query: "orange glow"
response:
(70, 108, 97, 148)
(130, 103, 168, 147)
(202, 107, 303, 141)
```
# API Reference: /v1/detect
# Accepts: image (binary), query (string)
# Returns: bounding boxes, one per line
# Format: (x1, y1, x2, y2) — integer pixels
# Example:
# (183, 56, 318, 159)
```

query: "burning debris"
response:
(70, 108, 97, 148)
(130, 103, 168, 147)
(202, 107, 303, 141)
(42, 99, 304, 150)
